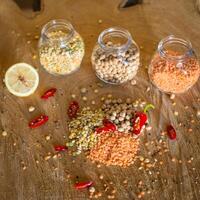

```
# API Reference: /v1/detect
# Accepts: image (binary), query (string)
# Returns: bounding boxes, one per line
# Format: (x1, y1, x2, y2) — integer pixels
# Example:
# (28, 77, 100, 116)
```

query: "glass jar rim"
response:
(98, 27, 132, 51)
(41, 19, 75, 42)
(158, 35, 193, 60)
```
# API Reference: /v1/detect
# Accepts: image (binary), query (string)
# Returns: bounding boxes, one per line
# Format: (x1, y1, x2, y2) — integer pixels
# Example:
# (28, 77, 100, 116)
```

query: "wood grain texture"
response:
(0, 0, 200, 200)
(196, 0, 200, 12)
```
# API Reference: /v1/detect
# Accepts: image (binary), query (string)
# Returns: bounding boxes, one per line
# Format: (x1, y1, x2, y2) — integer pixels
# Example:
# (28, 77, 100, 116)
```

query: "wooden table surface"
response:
(0, 0, 200, 199)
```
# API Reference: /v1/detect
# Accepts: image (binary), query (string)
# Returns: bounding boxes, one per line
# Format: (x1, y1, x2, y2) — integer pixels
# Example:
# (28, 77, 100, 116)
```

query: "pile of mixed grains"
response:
(39, 30, 84, 75)
(67, 97, 152, 167)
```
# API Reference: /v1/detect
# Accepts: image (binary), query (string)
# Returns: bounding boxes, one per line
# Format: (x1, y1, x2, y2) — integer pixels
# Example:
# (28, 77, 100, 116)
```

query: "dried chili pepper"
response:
(41, 88, 57, 99)
(167, 125, 176, 140)
(132, 112, 147, 135)
(95, 119, 116, 133)
(68, 101, 79, 119)
(29, 115, 49, 128)
(74, 181, 93, 189)
(54, 145, 68, 152)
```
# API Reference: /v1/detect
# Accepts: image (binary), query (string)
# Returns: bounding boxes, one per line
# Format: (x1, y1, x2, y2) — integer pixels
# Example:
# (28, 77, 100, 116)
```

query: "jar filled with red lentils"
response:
(91, 27, 140, 84)
(148, 35, 200, 94)
(39, 19, 85, 75)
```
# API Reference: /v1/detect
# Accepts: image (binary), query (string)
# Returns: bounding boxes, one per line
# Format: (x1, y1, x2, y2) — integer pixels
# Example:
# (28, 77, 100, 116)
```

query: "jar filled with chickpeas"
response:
(39, 19, 85, 75)
(91, 27, 140, 84)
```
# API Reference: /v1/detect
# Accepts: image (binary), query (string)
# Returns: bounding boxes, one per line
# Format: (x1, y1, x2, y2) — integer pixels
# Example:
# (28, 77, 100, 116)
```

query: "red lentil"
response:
(88, 132, 139, 168)
(149, 51, 199, 93)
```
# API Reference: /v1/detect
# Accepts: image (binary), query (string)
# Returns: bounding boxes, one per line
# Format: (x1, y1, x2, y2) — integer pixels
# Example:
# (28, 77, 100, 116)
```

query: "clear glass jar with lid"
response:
(148, 35, 200, 94)
(38, 19, 85, 75)
(91, 27, 140, 84)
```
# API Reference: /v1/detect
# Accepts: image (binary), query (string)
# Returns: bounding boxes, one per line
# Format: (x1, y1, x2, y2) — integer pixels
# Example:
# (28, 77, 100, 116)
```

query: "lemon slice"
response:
(5, 63, 39, 97)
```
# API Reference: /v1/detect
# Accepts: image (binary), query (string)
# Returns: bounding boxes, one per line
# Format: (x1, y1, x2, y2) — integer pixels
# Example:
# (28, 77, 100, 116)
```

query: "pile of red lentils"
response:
(88, 131, 140, 167)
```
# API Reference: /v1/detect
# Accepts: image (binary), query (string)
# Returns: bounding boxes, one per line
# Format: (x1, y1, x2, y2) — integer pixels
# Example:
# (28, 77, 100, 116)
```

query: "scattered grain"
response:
(146, 86, 150, 92)
(91, 100, 96, 105)
(188, 128, 193, 132)
(97, 164, 101, 168)
(53, 154, 57, 159)
(26, 33, 31, 36)
(82, 96, 87, 101)
(138, 180, 143, 185)
(99, 174, 104, 180)
(80, 87, 87, 93)
(170, 94, 175, 100)
(174, 111, 179, 116)
(146, 126, 152, 131)
(71, 94, 76, 99)
(45, 135, 51, 140)
(2, 131, 7, 137)
(172, 102, 176, 106)
(32, 54, 37, 59)
(141, 191, 145, 196)
(28, 106, 35, 112)
(34, 35, 39, 40)
(111, 189, 116, 194)
(89, 186, 96, 193)
(139, 156, 144, 162)
(144, 158, 150, 163)
(123, 179, 128, 184)
(44, 155, 51, 160)
(98, 19, 103, 24)
(171, 157, 176, 162)
(131, 79, 137, 85)
(108, 195, 115, 199)
(94, 89, 99, 93)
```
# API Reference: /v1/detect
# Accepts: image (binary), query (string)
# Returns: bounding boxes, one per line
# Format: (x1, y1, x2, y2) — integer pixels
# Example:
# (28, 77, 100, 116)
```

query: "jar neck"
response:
(98, 27, 132, 52)
(158, 35, 194, 61)
(41, 19, 75, 43)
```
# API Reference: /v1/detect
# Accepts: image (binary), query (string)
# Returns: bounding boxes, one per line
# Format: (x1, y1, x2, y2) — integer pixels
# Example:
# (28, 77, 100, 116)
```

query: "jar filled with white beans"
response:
(91, 27, 140, 84)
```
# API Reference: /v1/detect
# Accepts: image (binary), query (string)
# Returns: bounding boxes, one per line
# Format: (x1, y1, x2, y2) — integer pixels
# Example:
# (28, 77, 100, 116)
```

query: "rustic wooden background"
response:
(0, 0, 200, 200)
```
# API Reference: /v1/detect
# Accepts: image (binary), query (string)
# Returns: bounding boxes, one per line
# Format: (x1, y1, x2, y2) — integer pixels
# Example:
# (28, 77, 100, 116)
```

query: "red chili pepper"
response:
(54, 145, 68, 152)
(167, 125, 176, 140)
(41, 88, 57, 99)
(132, 112, 147, 135)
(95, 119, 116, 133)
(68, 101, 79, 119)
(29, 115, 49, 128)
(74, 181, 93, 189)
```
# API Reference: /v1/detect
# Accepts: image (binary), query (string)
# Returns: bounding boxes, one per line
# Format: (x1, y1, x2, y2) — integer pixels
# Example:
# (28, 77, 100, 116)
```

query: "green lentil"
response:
(68, 107, 104, 153)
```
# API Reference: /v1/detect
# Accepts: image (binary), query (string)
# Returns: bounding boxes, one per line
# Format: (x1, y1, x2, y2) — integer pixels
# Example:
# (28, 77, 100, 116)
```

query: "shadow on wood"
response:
(120, 0, 143, 8)
(13, 0, 41, 11)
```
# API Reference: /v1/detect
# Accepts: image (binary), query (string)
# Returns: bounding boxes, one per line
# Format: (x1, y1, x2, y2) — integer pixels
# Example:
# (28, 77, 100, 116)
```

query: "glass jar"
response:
(148, 35, 200, 94)
(38, 19, 85, 75)
(91, 27, 140, 84)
